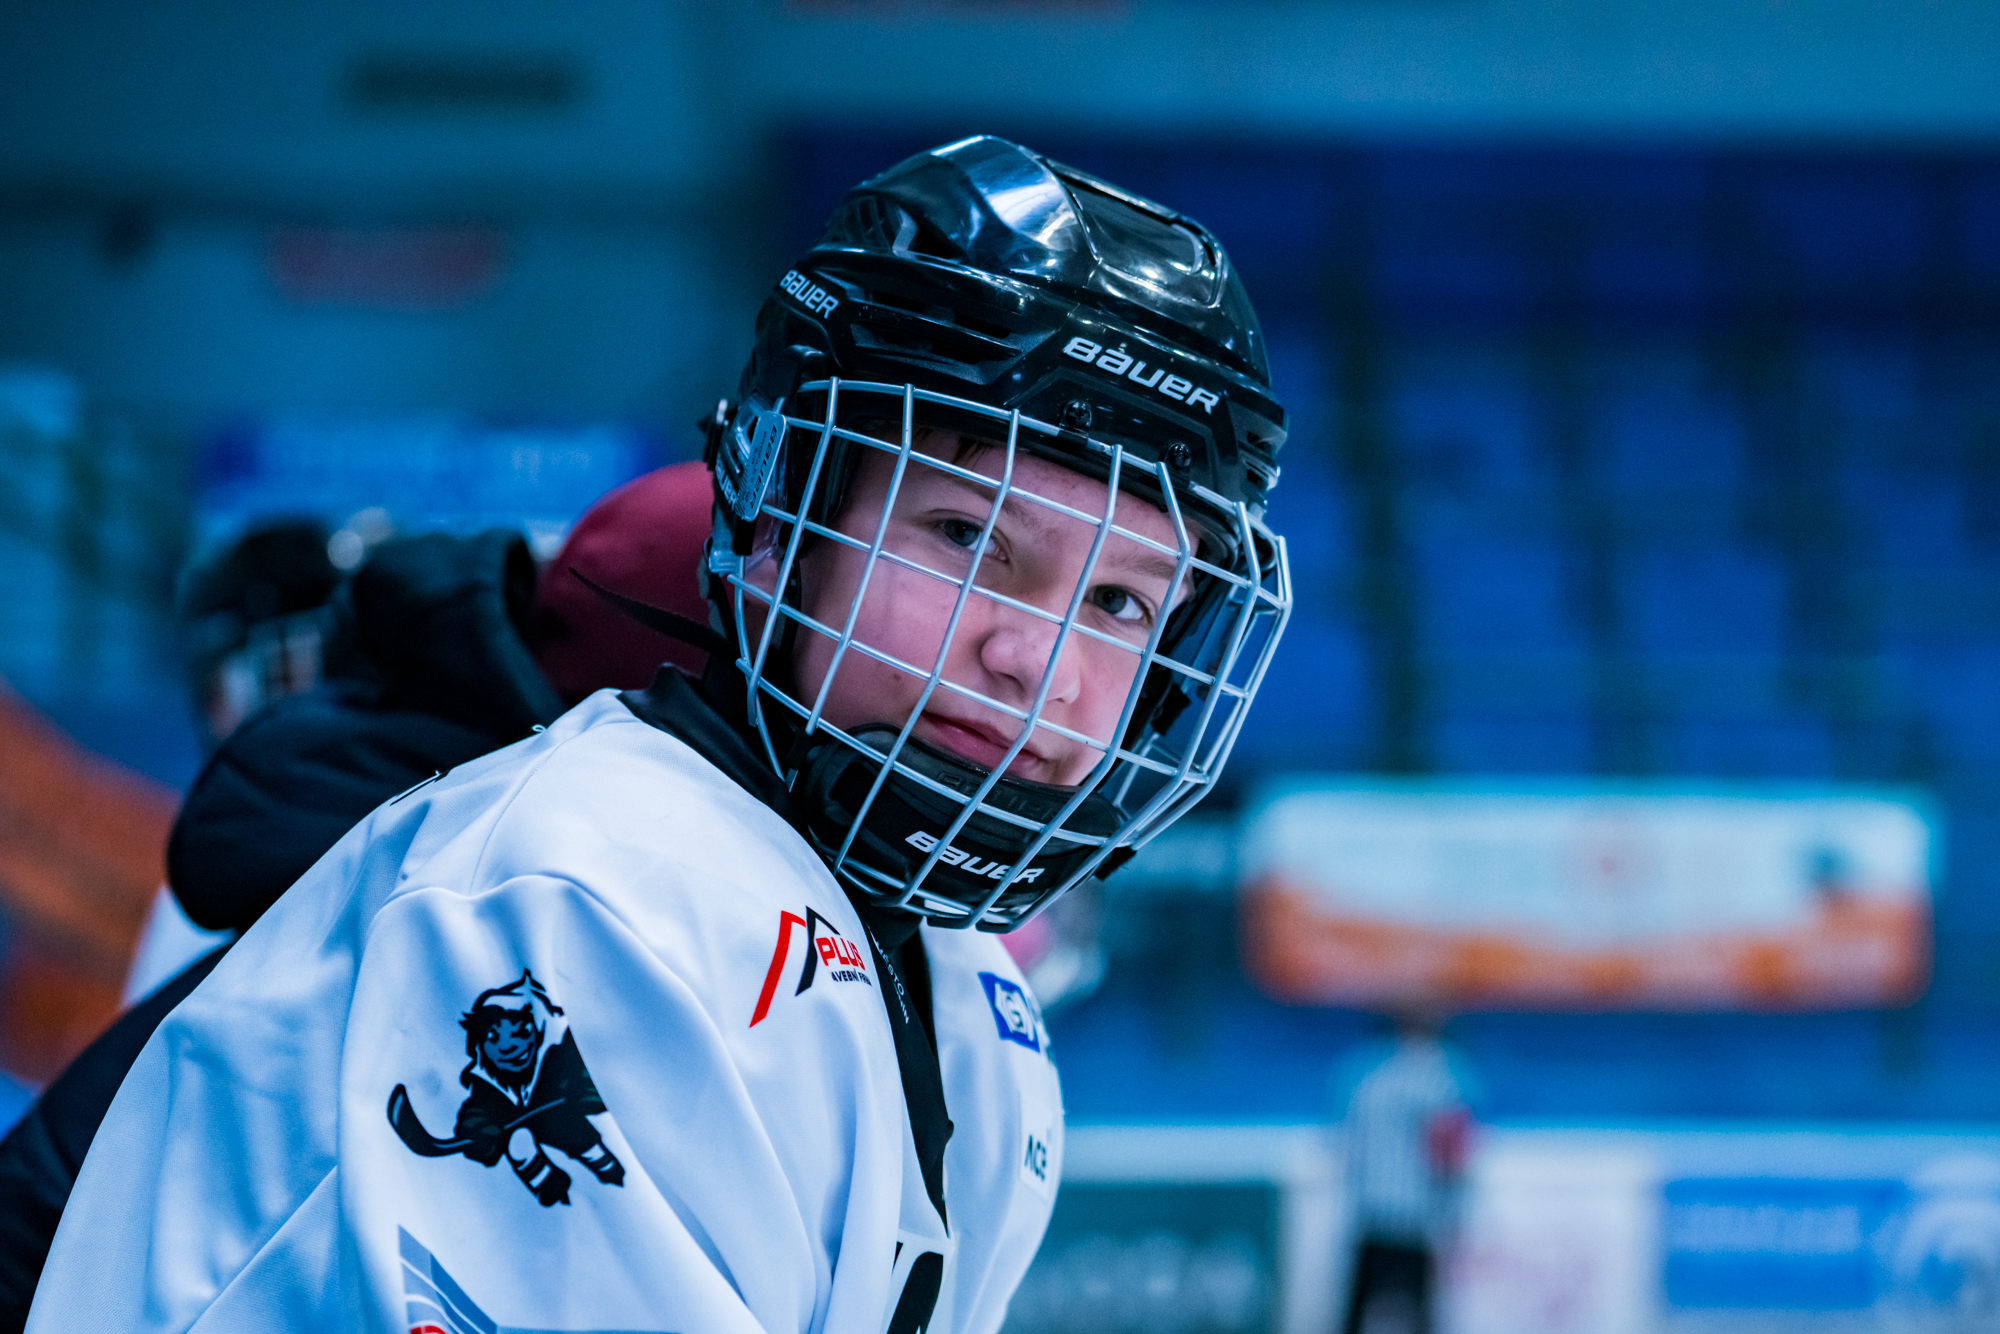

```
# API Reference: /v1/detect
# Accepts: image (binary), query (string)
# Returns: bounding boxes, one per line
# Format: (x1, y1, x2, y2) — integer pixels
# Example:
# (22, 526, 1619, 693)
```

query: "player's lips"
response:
(918, 711, 1050, 779)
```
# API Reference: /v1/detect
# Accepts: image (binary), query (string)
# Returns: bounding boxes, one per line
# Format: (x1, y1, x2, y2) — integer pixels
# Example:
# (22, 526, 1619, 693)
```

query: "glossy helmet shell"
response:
(727, 135, 1284, 534)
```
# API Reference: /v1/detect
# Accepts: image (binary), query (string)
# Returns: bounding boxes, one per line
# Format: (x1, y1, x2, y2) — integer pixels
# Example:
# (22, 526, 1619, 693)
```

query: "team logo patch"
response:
(750, 906, 873, 1027)
(978, 971, 1043, 1052)
(400, 1226, 672, 1334)
(386, 970, 625, 1208)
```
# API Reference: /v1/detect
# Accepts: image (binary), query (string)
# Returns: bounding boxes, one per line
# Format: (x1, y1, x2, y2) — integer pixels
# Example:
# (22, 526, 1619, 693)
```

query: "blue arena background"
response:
(783, 131, 2000, 1124)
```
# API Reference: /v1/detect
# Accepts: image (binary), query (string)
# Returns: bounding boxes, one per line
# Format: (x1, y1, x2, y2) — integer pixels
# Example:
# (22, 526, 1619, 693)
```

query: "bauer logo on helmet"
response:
(779, 269, 840, 318)
(1060, 336, 1223, 414)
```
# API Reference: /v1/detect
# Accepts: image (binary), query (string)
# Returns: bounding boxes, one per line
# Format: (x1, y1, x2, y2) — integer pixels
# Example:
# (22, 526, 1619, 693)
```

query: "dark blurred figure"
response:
(176, 519, 343, 749)
(171, 462, 713, 936)
(1334, 1011, 1475, 1334)
(127, 517, 390, 1000)
(0, 463, 713, 1333)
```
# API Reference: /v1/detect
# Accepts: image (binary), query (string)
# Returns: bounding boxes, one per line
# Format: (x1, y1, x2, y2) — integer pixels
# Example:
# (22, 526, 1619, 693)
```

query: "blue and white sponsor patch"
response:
(978, 972, 1042, 1052)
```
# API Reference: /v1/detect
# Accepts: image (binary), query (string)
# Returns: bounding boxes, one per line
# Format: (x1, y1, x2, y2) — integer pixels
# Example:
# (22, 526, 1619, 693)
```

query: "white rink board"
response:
(1057, 1123, 2000, 1334)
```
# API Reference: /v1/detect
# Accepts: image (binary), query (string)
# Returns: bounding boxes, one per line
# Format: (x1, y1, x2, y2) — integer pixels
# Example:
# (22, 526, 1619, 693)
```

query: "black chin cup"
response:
(797, 725, 1124, 926)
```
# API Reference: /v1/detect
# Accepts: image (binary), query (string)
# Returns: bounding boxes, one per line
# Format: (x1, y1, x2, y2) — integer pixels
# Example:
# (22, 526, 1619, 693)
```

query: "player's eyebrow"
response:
(1107, 546, 1186, 589)
(918, 466, 1188, 591)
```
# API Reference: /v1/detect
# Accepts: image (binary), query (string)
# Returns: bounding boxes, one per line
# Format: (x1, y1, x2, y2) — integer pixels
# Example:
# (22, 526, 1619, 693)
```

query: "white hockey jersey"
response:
(29, 689, 1064, 1334)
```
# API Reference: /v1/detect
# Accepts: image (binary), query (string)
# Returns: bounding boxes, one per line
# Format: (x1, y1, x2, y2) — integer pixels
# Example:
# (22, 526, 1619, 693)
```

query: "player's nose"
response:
(972, 595, 1083, 710)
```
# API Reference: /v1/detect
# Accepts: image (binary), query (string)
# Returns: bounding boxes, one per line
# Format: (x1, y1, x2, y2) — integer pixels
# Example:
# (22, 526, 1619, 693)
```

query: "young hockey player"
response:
(27, 135, 1291, 1334)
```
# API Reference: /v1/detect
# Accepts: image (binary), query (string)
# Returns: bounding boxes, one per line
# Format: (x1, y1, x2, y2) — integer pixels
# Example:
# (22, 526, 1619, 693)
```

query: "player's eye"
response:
(1089, 584, 1151, 624)
(939, 517, 996, 555)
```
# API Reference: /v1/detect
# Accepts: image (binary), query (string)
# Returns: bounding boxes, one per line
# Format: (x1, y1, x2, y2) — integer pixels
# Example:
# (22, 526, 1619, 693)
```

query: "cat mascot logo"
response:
(386, 969, 625, 1207)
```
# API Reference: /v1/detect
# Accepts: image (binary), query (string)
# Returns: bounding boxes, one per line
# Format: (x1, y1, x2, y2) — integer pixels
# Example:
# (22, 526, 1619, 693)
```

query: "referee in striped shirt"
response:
(1333, 1011, 1476, 1334)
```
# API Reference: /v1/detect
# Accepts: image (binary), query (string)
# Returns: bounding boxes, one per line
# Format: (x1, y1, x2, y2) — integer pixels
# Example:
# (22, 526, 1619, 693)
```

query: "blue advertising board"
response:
(1663, 1177, 1909, 1310)
(196, 414, 660, 555)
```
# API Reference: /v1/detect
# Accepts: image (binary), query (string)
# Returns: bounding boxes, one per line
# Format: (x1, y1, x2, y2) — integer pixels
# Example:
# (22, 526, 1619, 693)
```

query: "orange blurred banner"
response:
(1239, 784, 1933, 1012)
(0, 681, 177, 1079)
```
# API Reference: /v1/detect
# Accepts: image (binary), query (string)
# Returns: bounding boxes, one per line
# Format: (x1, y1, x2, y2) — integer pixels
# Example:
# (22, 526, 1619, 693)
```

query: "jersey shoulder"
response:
(393, 693, 812, 899)
(376, 693, 864, 995)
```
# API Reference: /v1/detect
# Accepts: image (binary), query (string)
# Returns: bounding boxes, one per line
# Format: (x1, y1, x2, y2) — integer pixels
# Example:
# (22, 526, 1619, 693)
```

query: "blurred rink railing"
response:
(1010, 1122, 2000, 1334)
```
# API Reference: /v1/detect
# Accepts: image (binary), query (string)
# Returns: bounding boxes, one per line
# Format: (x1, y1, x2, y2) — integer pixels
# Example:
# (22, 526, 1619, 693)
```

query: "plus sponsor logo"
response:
(750, 906, 872, 1027)
(1061, 335, 1222, 414)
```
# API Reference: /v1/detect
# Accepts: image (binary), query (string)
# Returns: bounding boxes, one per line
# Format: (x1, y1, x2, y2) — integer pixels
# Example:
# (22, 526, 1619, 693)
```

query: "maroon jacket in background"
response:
(530, 460, 715, 702)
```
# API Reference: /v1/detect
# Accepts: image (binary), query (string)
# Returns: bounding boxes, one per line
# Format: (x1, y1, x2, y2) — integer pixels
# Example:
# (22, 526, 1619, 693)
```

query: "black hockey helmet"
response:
(707, 135, 1292, 929)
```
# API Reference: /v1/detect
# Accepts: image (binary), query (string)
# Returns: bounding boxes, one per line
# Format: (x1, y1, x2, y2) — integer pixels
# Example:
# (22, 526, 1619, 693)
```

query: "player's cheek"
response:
(1099, 642, 1148, 729)
(1049, 641, 1127, 747)
(857, 565, 950, 670)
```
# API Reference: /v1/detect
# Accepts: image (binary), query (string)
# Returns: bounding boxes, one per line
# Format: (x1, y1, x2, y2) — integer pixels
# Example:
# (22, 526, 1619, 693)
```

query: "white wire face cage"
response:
(710, 378, 1292, 930)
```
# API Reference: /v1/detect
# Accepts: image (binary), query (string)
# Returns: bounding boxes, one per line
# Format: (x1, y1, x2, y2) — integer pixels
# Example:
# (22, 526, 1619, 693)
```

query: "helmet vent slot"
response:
(908, 224, 960, 261)
(954, 311, 1014, 340)
(822, 196, 905, 252)
(851, 298, 1019, 362)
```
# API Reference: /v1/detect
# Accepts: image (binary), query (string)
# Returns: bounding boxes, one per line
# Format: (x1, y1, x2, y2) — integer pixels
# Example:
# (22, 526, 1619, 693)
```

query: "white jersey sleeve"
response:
(28, 692, 1058, 1334)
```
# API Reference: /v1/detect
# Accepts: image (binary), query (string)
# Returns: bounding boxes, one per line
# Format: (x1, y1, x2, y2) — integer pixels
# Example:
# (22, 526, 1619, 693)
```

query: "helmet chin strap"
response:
(795, 725, 1125, 930)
